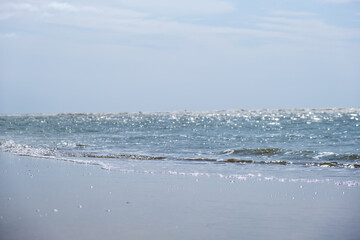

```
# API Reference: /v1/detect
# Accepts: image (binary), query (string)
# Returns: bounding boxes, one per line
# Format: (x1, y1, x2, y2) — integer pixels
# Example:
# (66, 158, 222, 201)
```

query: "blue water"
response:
(1, 108, 359, 186)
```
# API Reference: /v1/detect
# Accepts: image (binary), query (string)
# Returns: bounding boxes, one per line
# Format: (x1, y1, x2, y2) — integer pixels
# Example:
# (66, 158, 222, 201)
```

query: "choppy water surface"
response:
(1, 108, 359, 186)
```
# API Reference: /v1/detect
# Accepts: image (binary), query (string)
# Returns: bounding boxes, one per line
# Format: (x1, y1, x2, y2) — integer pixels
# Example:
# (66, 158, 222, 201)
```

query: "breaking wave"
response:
(1, 140, 359, 169)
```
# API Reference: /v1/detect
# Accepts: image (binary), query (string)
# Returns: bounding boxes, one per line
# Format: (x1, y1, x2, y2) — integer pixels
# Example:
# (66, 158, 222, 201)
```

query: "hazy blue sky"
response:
(0, 0, 359, 113)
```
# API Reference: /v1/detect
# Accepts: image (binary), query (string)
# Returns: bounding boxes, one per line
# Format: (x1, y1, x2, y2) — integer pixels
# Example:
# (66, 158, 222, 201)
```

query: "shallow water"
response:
(1, 108, 359, 186)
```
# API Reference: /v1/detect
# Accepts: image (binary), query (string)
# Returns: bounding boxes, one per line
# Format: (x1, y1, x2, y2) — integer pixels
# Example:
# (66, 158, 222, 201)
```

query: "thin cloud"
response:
(257, 15, 360, 42)
(1, 1, 359, 51)
(11, 3, 38, 12)
(0, 1, 148, 20)
(0, 33, 17, 38)
(47, 2, 77, 12)
(269, 10, 316, 17)
(119, 0, 235, 15)
(0, 0, 234, 18)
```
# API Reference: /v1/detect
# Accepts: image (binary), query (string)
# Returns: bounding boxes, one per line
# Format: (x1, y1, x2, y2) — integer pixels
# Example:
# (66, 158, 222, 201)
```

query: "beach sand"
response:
(0, 152, 359, 240)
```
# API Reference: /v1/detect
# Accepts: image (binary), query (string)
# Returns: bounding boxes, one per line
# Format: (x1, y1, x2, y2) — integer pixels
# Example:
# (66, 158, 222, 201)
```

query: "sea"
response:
(1, 108, 359, 187)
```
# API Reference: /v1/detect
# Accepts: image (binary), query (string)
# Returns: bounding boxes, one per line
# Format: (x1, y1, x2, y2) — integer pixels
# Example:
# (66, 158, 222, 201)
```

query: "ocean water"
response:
(1, 108, 359, 186)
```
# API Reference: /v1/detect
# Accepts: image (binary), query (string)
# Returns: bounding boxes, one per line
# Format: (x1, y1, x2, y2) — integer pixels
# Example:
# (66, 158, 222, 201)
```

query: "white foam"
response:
(314, 152, 335, 160)
(0, 140, 57, 158)
(335, 181, 360, 187)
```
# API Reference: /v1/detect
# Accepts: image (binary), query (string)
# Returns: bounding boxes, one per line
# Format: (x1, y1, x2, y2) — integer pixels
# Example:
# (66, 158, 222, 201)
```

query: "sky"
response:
(0, 0, 359, 113)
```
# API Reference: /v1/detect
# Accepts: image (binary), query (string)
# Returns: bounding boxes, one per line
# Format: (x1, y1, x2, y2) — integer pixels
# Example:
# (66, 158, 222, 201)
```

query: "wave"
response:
(0, 140, 168, 161)
(314, 152, 360, 161)
(0, 140, 58, 158)
(222, 148, 360, 162)
(331, 154, 360, 161)
(1, 140, 359, 169)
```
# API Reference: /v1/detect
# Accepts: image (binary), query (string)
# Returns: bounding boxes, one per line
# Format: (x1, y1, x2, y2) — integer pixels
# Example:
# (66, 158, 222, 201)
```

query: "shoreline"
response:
(1, 152, 359, 240)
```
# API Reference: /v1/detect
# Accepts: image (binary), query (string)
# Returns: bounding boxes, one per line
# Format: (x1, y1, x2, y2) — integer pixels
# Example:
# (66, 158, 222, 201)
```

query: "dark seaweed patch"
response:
(223, 148, 283, 156)
(225, 159, 254, 163)
(259, 160, 290, 165)
(319, 162, 339, 167)
(184, 158, 217, 162)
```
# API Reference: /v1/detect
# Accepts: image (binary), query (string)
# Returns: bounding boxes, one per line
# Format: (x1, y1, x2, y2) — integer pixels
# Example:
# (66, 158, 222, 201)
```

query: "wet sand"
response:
(0, 152, 359, 240)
